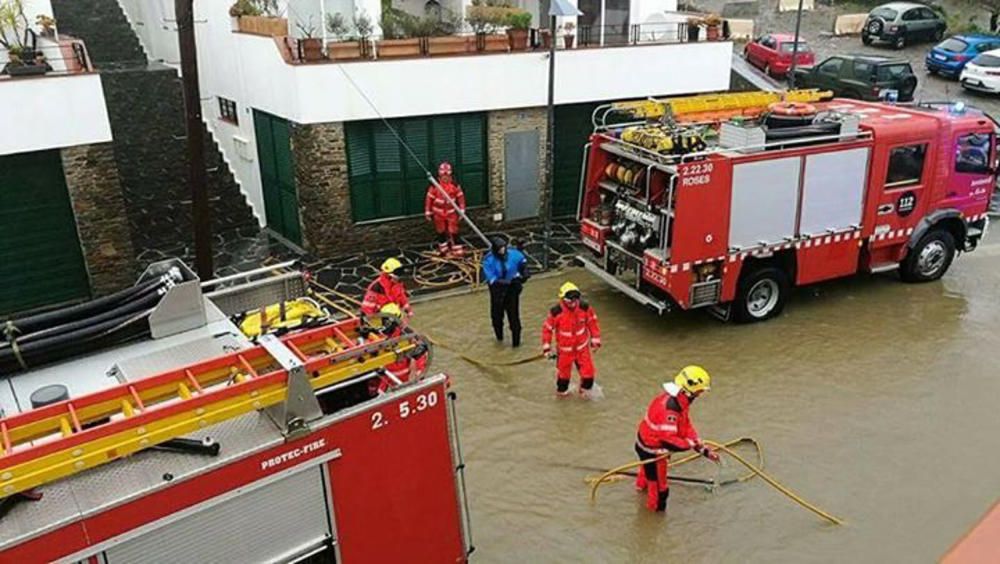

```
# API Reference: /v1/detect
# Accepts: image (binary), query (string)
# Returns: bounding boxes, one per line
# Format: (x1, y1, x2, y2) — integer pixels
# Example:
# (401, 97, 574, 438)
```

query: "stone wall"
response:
(50, 0, 146, 69)
(293, 107, 549, 258)
(61, 143, 136, 294)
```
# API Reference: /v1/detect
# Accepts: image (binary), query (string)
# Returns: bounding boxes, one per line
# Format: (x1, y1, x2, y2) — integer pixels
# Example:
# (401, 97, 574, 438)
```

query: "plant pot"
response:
(238, 15, 288, 37)
(687, 25, 700, 42)
(705, 24, 720, 41)
(475, 33, 509, 53)
(427, 35, 472, 56)
(507, 28, 529, 51)
(328, 40, 363, 60)
(299, 38, 324, 61)
(4, 63, 49, 77)
(539, 29, 552, 49)
(563, 34, 575, 49)
(377, 38, 422, 58)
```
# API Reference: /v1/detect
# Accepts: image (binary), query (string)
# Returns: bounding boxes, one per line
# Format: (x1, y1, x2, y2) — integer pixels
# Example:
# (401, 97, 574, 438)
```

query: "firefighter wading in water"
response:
(635, 366, 719, 512)
(425, 162, 467, 257)
(361, 258, 413, 319)
(541, 282, 602, 397)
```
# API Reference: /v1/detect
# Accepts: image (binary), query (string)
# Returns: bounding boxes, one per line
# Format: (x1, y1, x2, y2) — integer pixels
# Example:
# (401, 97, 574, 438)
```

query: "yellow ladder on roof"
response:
(0, 318, 421, 498)
(611, 89, 834, 119)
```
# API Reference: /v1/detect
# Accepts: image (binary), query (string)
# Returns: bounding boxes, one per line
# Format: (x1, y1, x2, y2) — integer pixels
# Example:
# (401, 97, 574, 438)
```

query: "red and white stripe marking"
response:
(872, 227, 913, 242)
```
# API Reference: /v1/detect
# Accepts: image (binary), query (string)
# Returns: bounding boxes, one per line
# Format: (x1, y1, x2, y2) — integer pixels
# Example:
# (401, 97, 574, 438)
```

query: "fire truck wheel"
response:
(901, 230, 955, 283)
(734, 267, 789, 323)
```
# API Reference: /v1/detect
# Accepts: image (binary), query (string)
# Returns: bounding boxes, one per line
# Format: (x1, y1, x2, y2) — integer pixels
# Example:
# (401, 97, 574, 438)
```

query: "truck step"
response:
(870, 263, 899, 274)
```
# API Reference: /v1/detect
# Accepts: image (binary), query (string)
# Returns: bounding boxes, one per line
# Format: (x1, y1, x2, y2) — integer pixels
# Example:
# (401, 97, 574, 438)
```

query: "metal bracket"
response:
(259, 335, 323, 438)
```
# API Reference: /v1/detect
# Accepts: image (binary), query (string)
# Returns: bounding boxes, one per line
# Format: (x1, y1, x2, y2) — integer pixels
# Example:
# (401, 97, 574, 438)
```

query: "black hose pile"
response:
(0, 270, 182, 374)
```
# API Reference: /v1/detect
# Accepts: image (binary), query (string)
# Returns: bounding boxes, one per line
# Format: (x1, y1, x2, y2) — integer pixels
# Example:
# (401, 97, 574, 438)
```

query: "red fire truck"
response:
(577, 99, 995, 322)
(0, 261, 472, 563)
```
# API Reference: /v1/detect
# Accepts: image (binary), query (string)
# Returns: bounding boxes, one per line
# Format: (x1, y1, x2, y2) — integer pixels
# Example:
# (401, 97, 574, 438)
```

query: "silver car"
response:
(862, 2, 947, 49)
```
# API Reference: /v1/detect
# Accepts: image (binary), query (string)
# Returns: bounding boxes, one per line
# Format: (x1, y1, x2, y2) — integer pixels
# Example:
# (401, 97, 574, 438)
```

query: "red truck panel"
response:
(672, 157, 731, 265)
(326, 383, 465, 563)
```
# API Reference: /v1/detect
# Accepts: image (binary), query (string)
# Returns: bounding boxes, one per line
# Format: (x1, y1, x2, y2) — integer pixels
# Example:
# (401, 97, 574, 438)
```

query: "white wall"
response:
(0, 74, 112, 156)
(113, 0, 729, 231)
(117, 0, 178, 65)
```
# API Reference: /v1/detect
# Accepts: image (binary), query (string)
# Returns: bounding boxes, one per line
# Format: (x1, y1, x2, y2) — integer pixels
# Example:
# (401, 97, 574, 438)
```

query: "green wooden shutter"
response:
(373, 123, 405, 218)
(553, 103, 600, 217)
(254, 113, 281, 229)
(402, 119, 430, 216)
(0, 151, 90, 316)
(457, 114, 488, 207)
(254, 111, 302, 244)
(345, 121, 377, 222)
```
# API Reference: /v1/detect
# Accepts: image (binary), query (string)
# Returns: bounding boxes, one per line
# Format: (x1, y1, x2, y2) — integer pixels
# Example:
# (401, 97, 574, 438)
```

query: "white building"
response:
(58, 0, 732, 257)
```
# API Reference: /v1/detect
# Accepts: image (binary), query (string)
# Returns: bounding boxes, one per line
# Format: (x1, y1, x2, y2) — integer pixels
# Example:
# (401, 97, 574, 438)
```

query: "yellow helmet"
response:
(380, 303, 403, 319)
(673, 365, 711, 394)
(381, 257, 403, 274)
(559, 281, 581, 299)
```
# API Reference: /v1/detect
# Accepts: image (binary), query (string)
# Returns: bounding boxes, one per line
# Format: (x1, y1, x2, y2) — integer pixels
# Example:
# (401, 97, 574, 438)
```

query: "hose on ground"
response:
(589, 437, 844, 526)
(412, 250, 483, 289)
(705, 439, 845, 525)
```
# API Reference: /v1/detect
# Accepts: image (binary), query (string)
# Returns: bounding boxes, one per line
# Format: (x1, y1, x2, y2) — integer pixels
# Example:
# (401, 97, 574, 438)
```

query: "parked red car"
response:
(743, 33, 816, 77)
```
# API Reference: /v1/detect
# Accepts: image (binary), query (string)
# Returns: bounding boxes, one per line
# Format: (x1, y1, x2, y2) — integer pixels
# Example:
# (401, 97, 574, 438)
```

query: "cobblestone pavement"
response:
(153, 221, 587, 310)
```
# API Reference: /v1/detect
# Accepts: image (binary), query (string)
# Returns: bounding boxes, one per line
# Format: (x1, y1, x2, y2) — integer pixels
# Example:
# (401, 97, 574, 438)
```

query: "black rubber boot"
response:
(493, 325, 503, 342)
(511, 329, 521, 348)
(657, 488, 670, 512)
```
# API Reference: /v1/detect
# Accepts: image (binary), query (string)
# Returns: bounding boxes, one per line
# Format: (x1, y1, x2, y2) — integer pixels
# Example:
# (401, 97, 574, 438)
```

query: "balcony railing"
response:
(577, 22, 713, 48)
(0, 31, 94, 81)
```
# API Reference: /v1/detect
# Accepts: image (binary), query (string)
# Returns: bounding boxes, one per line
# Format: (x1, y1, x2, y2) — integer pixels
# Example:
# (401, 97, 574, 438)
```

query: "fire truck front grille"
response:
(689, 280, 722, 308)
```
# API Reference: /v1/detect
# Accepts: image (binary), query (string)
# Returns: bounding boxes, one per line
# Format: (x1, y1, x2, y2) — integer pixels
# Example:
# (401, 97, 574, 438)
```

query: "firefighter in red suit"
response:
(424, 162, 466, 256)
(541, 282, 602, 397)
(367, 304, 428, 395)
(360, 258, 413, 318)
(635, 366, 719, 512)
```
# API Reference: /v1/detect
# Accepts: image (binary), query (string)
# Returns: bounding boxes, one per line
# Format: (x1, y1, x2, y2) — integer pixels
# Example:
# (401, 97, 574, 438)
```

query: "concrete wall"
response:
(0, 75, 112, 157)
(61, 143, 136, 294)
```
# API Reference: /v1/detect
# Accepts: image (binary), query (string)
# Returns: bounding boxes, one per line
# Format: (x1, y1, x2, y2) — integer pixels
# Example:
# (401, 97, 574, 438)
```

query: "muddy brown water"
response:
(414, 245, 1000, 563)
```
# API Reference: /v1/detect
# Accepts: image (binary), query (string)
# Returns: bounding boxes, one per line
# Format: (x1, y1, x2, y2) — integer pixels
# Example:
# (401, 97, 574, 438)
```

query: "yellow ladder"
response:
(0, 318, 420, 498)
(611, 89, 834, 119)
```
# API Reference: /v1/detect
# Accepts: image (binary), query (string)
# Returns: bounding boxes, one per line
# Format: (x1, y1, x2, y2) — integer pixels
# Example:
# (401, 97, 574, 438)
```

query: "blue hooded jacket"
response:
(482, 248, 527, 285)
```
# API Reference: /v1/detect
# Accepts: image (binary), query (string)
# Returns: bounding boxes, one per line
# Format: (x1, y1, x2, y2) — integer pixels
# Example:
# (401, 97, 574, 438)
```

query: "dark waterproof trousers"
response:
(489, 281, 522, 346)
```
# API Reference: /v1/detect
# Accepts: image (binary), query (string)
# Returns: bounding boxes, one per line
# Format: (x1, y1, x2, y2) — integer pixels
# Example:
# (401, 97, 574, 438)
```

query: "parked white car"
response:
(960, 49, 1000, 94)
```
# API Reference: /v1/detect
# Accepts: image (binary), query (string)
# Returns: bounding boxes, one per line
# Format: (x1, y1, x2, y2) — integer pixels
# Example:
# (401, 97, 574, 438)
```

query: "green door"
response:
(553, 102, 601, 218)
(0, 150, 90, 316)
(254, 110, 302, 245)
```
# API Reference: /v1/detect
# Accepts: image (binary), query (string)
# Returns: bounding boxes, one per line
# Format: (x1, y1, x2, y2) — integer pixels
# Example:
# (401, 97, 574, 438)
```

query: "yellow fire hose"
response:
(412, 250, 484, 289)
(585, 437, 762, 488)
(589, 437, 844, 526)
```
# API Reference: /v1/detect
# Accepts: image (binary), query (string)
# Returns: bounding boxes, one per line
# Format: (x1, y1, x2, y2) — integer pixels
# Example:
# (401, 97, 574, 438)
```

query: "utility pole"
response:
(176, 0, 213, 279)
(787, 0, 805, 88)
(542, 10, 557, 271)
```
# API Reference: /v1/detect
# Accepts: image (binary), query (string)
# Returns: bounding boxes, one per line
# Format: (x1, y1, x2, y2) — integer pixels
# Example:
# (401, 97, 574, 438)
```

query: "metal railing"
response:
(0, 33, 93, 80)
(578, 22, 703, 48)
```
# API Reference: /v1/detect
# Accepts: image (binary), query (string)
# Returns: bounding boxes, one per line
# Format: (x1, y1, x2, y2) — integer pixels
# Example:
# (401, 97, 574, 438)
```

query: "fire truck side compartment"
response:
(728, 157, 803, 250)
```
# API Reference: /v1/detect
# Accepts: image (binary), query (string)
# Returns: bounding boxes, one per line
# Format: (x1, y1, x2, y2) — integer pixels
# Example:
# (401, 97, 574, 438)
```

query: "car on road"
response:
(743, 33, 815, 78)
(960, 49, 1000, 94)
(794, 54, 918, 101)
(862, 2, 946, 49)
(926, 34, 1000, 78)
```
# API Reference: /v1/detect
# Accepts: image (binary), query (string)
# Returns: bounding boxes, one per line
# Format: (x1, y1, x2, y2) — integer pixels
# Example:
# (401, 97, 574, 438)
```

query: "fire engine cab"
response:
(577, 98, 995, 322)
(0, 261, 472, 563)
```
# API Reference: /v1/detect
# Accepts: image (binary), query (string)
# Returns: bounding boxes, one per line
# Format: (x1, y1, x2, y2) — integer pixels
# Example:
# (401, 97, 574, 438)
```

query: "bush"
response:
(505, 10, 532, 30)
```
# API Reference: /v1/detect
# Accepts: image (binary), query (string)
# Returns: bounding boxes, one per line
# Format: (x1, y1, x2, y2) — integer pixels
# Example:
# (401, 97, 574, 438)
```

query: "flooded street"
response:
(415, 244, 1000, 563)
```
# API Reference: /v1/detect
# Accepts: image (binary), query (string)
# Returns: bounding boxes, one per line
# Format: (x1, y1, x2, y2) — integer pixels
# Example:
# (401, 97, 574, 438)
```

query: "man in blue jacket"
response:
(482, 236, 528, 347)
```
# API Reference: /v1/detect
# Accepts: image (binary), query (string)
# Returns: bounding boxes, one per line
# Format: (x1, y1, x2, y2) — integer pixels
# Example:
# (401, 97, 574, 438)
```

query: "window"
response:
(901, 9, 921, 21)
(853, 60, 873, 79)
(885, 144, 927, 188)
(218, 97, 238, 125)
(344, 113, 488, 222)
(938, 38, 967, 52)
(761, 35, 777, 49)
(871, 7, 897, 20)
(972, 54, 1000, 67)
(956, 133, 993, 174)
(818, 58, 843, 76)
(779, 41, 809, 53)
(877, 63, 911, 81)
(918, 8, 938, 21)
(976, 42, 999, 52)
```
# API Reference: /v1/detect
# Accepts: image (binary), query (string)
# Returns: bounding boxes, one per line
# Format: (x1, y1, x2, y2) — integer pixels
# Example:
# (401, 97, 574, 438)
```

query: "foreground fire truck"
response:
(577, 96, 995, 322)
(0, 261, 472, 562)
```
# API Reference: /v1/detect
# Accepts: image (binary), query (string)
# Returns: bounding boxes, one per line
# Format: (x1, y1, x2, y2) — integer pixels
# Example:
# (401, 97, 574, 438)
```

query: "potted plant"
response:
(377, 9, 422, 57)
(232, 0, 287, 36)
(35, 13, 54, 36)
(703, 13, 722, 40)
(325, 12, 360, 60)
(505, 10, 532, 51)
(426, 11, 470, 55)
(467, 1, 507, 52)
(1, 0, 49, 77)
(562, 21, 575, 49)
(685, 16, 701, 42)
(296, 16, 324, 61)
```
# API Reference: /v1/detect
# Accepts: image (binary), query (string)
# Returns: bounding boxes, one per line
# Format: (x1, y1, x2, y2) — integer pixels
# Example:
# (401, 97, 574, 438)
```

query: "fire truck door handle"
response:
(877, 204, 894, 215)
